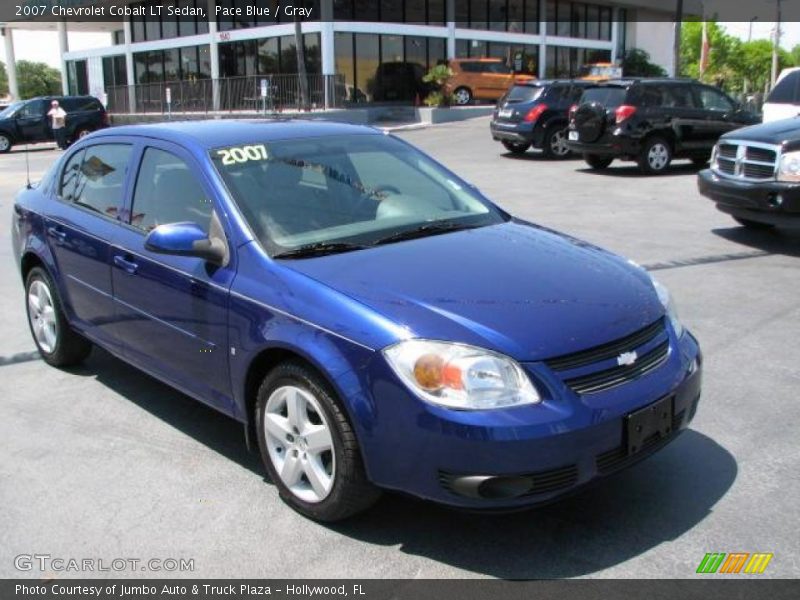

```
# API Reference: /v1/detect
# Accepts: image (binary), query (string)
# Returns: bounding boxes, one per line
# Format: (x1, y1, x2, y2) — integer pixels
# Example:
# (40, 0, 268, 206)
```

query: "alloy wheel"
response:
(0, 135, 10, 152)
(28, 279, 57, 353)
(454, 88, 471, 105)
(648, 143, 670, 171)
(263, 385, 335, 503)
(550, 129, 570, 156)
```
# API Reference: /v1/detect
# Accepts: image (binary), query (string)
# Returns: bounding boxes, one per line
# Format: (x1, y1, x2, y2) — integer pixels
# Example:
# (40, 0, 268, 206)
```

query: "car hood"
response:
(723, 117, 800, 145)
(284, 221, 663, 361)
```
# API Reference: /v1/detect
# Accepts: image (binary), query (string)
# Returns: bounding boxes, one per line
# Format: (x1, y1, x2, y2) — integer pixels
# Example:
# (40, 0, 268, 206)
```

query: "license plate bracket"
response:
(625, 396, 674, 455)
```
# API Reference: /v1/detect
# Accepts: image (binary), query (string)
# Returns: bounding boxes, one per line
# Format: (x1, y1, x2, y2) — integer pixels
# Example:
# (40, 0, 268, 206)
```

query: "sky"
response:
(1, 22, 799, 70)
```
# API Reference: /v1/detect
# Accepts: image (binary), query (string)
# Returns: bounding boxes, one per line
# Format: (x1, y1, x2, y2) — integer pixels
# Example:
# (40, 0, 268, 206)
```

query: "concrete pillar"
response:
(2, 27, 20, 100)
(123, 17, 136, 112)
(538, 0, 547, 79)
(57, 20, 70, 94)
(208, 0, 220, 111)
(446, 0, 455, 59)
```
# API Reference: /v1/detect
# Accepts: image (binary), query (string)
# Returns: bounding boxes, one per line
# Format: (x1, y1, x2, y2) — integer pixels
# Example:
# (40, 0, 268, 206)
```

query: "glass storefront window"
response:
(164, 48, 180, 81)
(354, 33, 379, 102)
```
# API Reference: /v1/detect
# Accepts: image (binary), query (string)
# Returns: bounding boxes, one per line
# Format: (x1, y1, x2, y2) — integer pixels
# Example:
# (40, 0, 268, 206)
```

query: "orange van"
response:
(447, 58, 535, 105)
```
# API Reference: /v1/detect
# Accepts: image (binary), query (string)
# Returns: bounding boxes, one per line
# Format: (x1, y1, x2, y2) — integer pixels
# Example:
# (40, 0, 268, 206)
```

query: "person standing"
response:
(47, 100, 68, 150)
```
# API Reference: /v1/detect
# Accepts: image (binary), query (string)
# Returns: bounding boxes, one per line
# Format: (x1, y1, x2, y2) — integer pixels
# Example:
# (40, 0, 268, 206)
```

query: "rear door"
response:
(661, 83, 707, 153)
(16, 99, 50, 142)
(110, 141, 234, 409)
(43, 140, 134, 351)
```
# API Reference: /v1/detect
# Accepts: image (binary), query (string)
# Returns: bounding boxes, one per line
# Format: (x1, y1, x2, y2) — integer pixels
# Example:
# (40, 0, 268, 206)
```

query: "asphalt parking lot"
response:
(1, 119, 798, 579)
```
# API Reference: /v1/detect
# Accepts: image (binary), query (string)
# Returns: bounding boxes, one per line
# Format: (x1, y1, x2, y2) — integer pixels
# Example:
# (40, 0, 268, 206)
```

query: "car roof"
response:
(595, 78, 698, 87)
(451, 58, 503, 63)
(89, 119, 380, 150)
(514, 79, 593, 87)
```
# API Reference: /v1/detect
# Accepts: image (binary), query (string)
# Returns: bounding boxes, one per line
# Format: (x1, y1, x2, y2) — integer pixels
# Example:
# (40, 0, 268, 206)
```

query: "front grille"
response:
(563, 340, 670, 395)
(544, 318, 668, 395)
(713, 140, 780, 181)
(545, 318, 665, 371)
(596, 409, 685, 475)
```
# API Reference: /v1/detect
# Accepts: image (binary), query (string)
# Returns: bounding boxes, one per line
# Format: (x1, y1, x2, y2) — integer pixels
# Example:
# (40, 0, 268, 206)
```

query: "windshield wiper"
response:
(272, 241, 367, 259)
(371, 222, 479, 246)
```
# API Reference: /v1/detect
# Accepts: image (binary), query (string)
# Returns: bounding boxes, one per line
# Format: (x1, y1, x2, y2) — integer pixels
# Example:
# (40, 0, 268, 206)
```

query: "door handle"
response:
(113, 255, 139, 274)
(46, 226, 66, 244)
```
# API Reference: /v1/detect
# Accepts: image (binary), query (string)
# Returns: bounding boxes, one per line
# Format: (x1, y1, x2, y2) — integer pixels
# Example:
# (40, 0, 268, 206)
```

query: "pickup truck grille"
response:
(714, 141, 780, 182)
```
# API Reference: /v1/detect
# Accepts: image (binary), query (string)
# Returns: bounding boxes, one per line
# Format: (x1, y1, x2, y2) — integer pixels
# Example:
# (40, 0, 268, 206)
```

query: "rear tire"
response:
(584, 154, 613, 170)
(25, 266, 92, 367)
(542, 124, 571, 159)
(638, 137, 673, 175)
(733, 216, 775, 230)
(501, 140, 531, 155)
(255, 361, 380, 522)
(453, 87, 472, 105)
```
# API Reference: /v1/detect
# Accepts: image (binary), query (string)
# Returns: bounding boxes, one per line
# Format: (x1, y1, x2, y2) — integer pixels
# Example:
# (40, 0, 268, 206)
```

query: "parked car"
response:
(12, 120, 701, 521)
(0, 95, 108, 153)
(447, 58, 534, 106)
(566, 78, 760, 174)
(698, 117, 800, 229)
(762, 67, 800, 123)
(490, 79, 593, 158)
(578, 62, 623, 81)
(370, 62, 434, 103)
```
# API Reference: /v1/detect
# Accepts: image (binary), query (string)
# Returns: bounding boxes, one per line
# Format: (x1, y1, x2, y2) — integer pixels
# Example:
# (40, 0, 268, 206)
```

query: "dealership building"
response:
(1, 1, 688, 109)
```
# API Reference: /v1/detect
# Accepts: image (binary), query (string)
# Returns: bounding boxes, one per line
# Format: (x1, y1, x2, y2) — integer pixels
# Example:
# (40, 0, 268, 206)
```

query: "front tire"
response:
(255, 361, 380, 522)
(733, 216, 775, 230)
(542, 124, 571, 159)
(0, 133, 12, 153)
(638, 137, 673, 174)
(453, 86, 472, 105)
(584, 154, 613, 169)
(25, 266, 92, 367)
(501, 140, 530, 154)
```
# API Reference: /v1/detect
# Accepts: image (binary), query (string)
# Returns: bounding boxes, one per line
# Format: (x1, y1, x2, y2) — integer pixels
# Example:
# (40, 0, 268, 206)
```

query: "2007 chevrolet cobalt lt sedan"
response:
(11, 121, 702, 521)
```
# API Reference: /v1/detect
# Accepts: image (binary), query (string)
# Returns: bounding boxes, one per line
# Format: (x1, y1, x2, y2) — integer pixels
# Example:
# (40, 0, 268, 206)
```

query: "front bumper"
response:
(361, 331, 702, 509)
(697, 169, 800, 227)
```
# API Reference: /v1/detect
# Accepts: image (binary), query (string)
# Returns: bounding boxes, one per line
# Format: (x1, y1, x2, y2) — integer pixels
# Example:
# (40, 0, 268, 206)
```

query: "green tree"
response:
(622, 49, 667, 77)
(17, 60, 62, 99)
(0, 61, 8, 97)
(680, 20, 738, 83)
(790, 44, 800, 67)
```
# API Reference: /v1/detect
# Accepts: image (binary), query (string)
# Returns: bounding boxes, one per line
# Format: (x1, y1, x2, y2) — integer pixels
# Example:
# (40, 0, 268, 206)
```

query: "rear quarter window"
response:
(505, 85, 544, 103)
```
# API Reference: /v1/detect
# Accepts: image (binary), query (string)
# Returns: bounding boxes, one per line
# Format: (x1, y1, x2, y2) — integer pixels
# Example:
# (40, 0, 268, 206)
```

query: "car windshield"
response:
(580, 86, 627, 107)
(0, 102, 23, 118)
(211, 134, 506, 257)
(504, 85, 544, 103)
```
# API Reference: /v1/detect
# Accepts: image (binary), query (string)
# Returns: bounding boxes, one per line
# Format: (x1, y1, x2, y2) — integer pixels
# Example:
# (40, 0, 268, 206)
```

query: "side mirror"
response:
(144, 222, 226, 265)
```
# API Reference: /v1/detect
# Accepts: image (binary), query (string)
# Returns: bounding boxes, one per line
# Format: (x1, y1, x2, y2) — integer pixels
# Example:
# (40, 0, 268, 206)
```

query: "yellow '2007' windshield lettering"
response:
(216, 144, 268, 166)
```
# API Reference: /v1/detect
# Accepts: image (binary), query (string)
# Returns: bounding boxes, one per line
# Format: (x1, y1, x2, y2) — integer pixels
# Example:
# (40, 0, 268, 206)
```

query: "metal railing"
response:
(107, 74, 346, 115)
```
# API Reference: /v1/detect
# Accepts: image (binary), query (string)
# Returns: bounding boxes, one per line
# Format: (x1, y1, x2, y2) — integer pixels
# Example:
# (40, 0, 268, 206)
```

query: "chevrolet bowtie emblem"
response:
(617, 351, 638, 367)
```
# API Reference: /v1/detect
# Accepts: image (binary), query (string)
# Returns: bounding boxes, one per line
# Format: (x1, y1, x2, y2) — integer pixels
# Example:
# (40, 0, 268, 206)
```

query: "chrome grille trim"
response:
(712, 139, 781, 183)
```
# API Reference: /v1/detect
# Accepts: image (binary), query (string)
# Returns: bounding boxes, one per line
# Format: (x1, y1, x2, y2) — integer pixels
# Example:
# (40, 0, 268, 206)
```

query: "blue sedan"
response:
(11, 120, 702, 521)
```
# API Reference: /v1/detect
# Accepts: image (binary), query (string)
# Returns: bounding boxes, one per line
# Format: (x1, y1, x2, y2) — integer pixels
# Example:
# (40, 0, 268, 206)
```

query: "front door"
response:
(16, 99, 50, 142)
(43, 141, 134, 351)
(694, 85, 741, 147)
(110, 142, 234, 411)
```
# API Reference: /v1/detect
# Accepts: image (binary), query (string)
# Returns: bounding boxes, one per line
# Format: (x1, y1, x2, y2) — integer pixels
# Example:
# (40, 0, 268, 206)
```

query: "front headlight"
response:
(651, 278, 684, 338)
(778, 150, 800, 182)
(383, 340, 541, 410)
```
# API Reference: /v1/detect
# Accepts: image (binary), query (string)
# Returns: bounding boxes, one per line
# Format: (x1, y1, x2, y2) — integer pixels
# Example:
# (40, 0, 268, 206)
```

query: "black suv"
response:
(566, 79, 760, 174)
(491, 80, 592, 158)
(0, 95, 108, 153)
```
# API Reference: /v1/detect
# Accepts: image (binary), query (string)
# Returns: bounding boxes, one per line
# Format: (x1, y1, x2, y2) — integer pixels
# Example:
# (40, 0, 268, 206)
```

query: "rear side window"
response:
(630, 85, 666, 108)
(505, 85, 544, 103)
(60, 144, 132, 218)
(663, 84, 697, 108)
(580, 86, 627, 108)
(767, 71, 800, 104)
(62, 97, 102, 112)
(483, 62, 511, 74)
(130, 147, 212, 233)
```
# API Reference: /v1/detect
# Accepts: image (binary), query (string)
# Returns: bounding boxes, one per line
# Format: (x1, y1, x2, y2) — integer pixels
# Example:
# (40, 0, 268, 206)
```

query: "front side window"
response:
(697, 86, 734, 112)
(211, 134, 506, 255)
(130, 147, 212, 233)
(18, 100, 46, 118)
(60, 144, 132, 218)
